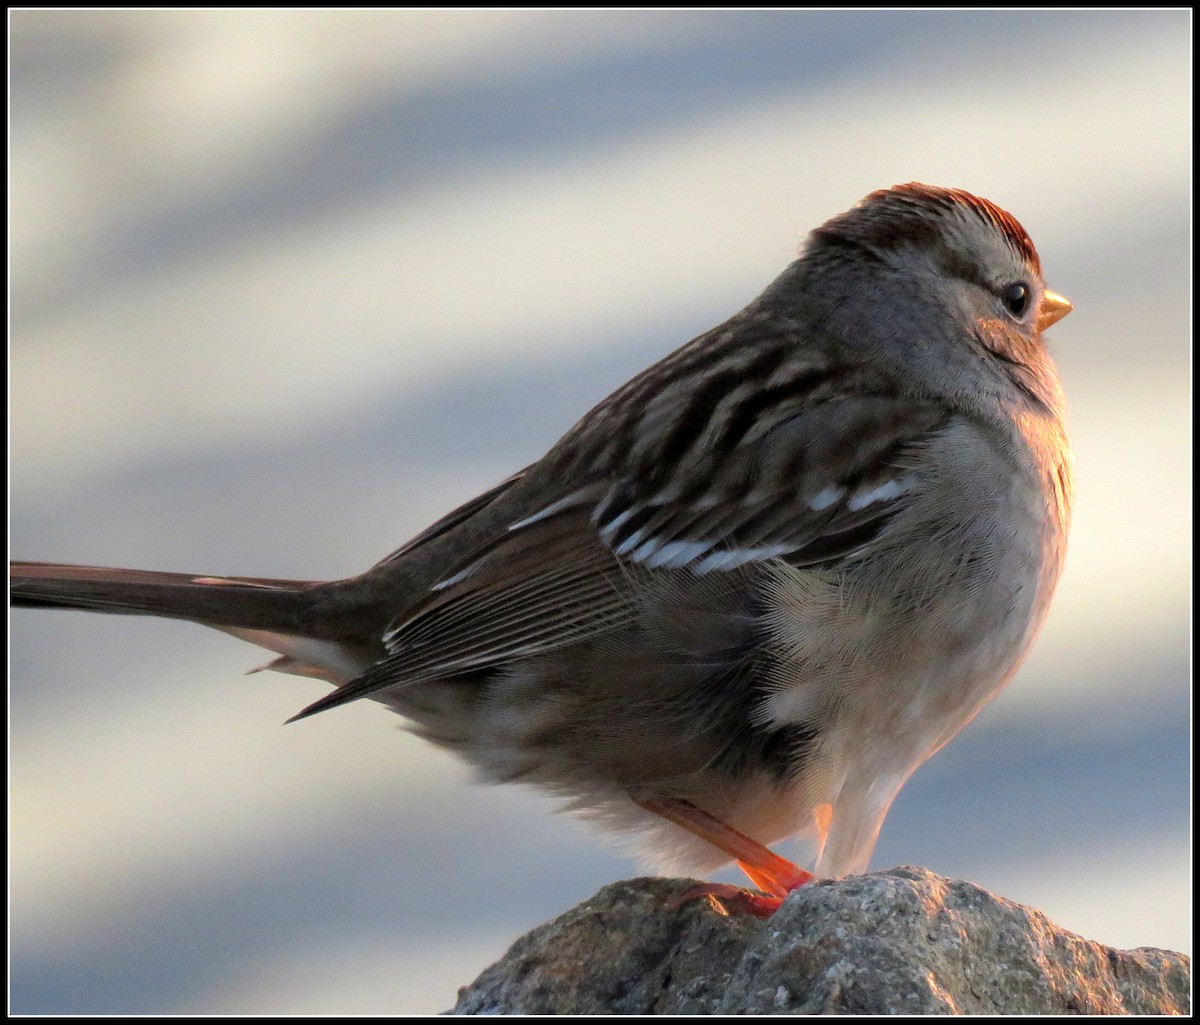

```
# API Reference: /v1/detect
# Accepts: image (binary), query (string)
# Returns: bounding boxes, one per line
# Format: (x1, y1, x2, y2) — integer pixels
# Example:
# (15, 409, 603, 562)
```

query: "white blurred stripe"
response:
(187, 932, 520, 1015)
(10, 667, 463, 949)
(11, 38, 1188, 491)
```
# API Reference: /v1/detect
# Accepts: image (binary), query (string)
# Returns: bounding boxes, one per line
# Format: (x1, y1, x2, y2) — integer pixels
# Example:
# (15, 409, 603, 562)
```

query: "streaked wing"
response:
(291, 391, 950, 720)
(379, 507, 632, 682)
(290, 507, 633, 719)
(592, 395, 950, 572)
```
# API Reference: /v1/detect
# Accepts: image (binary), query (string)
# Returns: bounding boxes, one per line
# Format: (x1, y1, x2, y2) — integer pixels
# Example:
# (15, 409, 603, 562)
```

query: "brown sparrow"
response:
(10, 183, 1073, 916)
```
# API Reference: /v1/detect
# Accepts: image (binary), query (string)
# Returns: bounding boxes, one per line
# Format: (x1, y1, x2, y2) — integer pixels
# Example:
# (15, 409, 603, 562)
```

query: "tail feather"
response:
(9, 561, 322, 632)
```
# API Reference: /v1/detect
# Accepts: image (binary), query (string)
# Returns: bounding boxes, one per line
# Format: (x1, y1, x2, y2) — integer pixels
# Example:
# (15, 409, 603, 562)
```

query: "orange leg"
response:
(634, 795, 814, 917)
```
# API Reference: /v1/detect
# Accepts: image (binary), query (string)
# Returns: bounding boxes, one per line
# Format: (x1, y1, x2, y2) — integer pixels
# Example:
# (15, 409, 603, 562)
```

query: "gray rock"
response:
(451, 867, 1189, 1015)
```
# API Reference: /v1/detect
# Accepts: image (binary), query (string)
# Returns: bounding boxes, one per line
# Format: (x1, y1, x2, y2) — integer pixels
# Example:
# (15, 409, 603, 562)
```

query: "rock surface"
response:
(451, 867, 1189, 1015)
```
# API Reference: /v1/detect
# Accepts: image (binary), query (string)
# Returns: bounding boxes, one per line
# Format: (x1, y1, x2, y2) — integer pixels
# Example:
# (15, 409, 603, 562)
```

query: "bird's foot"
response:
(671, 881, 786, 918)
(634, 795, 815, 917)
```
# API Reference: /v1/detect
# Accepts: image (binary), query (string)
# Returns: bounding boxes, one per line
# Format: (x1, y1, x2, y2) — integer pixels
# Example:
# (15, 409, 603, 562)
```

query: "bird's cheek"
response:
(976, 317, 1008, 351)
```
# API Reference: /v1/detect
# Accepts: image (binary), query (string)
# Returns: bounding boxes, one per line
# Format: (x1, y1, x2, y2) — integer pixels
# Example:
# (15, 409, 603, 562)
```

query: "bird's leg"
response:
(634, 795, 814, 917)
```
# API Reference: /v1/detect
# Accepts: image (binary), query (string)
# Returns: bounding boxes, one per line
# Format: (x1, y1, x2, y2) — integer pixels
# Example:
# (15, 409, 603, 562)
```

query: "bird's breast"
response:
(758, 411, 1070, 768)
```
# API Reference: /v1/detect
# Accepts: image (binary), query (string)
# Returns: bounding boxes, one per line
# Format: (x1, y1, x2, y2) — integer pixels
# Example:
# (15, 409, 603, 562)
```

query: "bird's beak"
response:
(1037, 290, 1073, 332)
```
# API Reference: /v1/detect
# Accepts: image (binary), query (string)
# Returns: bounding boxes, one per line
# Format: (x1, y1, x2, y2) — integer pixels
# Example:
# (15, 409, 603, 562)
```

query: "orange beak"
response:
(1037, 290, 1073, 332)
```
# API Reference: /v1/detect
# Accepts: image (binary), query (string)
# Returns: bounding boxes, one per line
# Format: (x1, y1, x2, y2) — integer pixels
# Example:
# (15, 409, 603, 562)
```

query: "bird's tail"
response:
(10, 560, 320, 628)
(9, 561, 376, 686)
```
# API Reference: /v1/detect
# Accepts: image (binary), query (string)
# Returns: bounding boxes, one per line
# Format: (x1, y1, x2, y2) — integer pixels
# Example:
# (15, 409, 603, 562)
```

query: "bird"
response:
(10, 182, 1073, 916)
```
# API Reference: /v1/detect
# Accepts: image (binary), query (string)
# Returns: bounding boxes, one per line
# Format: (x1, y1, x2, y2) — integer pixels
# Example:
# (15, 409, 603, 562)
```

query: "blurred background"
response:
(8, 9, 1190, 1015)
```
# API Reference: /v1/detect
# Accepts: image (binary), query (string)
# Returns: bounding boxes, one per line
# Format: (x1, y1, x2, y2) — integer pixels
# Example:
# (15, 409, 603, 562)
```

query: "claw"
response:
(634, 795, 815, 916)
(672, 882, 785, 918)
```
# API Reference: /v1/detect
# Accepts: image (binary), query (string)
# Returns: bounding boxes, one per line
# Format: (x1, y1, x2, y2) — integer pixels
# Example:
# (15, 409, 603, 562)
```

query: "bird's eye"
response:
(1000, 282, 1032, 319)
